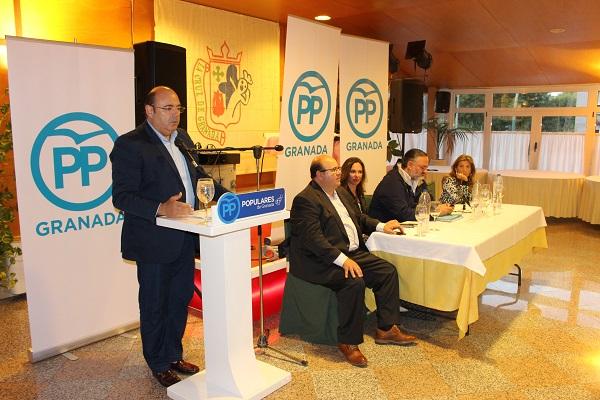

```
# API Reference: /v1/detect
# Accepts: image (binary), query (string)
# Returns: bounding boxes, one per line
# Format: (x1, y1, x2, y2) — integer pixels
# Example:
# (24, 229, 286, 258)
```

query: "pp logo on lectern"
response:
(217, 192, 241, 224)
(31, 112, 118, 211)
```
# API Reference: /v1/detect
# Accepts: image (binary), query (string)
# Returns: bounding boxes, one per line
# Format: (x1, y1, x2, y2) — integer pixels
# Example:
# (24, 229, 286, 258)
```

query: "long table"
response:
(365, 204, 548, 338)
(497, 170, 584, 218)
(578, 176, 600, 224)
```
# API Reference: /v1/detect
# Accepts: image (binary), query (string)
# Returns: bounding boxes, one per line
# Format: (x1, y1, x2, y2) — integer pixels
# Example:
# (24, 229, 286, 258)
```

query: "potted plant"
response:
(423, 116, 473, 161)
(0, 88, 22, 292)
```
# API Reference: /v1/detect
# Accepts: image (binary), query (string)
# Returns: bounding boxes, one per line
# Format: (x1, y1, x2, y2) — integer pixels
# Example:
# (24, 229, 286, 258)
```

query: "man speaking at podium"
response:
(110, 86, 227, 387)
(289, 155, 416, 368)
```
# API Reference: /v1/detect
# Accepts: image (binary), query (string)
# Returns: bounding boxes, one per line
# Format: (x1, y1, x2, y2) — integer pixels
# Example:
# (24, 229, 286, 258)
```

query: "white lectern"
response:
(157, 209, 291, 400)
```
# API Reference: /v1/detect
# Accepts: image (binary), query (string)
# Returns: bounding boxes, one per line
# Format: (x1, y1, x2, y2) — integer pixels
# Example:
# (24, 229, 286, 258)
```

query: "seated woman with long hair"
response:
(440, 154, 476, 205)
(340, 157, 367, 213)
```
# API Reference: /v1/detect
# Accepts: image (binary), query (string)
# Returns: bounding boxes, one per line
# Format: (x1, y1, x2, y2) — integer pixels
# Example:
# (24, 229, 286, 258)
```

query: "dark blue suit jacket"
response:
(289, 181, 380, 284)
(368, 166, 430, 222)
(110, 121, 227, 263)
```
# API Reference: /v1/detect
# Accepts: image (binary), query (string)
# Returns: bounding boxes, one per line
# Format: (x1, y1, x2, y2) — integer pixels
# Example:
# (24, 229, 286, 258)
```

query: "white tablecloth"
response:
(426, 166, 488, 200)
(578, 176, 600, 224)
(496, 170, 585, 218)
(365, 204, 548, 337)
(366, 204, 546, 276)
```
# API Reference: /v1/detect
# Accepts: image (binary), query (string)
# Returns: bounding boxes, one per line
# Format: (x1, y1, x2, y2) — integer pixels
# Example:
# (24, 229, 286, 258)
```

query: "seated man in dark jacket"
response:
(289, 155, 416, 368)
(369, 148, 452, 221)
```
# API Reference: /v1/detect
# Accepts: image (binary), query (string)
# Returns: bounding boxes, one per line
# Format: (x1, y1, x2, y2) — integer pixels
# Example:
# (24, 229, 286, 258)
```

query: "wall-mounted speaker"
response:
(435, 91, 451, 113)
(389, 79, 425, 133)
(134, 41, 187, 129)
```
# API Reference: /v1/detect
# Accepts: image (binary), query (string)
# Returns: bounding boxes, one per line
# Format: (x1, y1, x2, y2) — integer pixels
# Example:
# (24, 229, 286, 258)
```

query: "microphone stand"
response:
(187, 143, 307, 366)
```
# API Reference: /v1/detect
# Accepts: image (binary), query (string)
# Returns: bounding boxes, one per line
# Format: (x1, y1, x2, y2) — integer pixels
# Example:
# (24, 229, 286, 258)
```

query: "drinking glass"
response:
(415, 204, 429, 237)
(197, 178, 215, 223)
(480, 184, 491, 214)
(470, 192, 481, 217)
(429, 201, 441, 230)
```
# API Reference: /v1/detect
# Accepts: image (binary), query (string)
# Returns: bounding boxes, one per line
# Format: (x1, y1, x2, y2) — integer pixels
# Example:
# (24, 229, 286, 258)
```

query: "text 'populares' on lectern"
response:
(157, 189, 290, 400)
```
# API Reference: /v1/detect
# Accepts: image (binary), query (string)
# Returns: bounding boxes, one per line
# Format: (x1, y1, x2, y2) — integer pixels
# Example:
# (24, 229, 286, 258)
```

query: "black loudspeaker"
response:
(389, 79, 424, 133)
(435, 91, 451, 113)
(134, 41, 187, 129)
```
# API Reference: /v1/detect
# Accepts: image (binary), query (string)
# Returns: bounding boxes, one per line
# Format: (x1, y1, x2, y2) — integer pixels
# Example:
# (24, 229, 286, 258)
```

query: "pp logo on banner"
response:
(288, 70, 331, 142)
(346, 78, 383, 139)
(217, 192, 241, 224)
(31, 112, 118, 211)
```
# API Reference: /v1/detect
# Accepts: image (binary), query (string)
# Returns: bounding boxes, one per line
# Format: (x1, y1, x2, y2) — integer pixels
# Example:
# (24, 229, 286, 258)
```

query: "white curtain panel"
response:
(404, 130, 428, 153)
(591, 135, 600, 175)
(449, 132, 484, 168)
(489, 132, 530, 171)
(538, 134, 584, 173)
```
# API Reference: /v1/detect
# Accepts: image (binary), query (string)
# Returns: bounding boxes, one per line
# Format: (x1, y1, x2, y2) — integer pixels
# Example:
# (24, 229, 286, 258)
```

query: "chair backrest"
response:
(426, 181, 436, 199)
(364, 194, 373, 212)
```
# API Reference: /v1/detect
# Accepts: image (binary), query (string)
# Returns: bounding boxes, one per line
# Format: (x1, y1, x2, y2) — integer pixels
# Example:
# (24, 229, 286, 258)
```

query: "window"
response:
(489, 117, 531, 170)
(455, 93, 484, 108)
(493, 91, 588, 108)
(541, 116, 586, 132)
(538, 116, 586, 173)
(450, 112, 485, 167)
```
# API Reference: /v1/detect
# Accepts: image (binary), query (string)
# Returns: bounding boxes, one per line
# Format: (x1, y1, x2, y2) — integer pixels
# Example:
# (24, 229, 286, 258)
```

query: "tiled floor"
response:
(0, 218, 599, 399)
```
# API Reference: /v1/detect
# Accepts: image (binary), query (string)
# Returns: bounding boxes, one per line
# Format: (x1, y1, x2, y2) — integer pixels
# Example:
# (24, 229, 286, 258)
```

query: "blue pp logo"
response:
(30, 112, 118, 211)
(217, 192, 241, 224)
(288, 70, 331, 142)
(346, 78, 383, 139)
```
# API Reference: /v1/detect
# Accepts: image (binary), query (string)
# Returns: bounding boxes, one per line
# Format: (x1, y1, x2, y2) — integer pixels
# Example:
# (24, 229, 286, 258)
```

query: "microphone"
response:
(174, 138, 199, 168)
(252, 145, 263, 160)
(272, 145, 284, 151)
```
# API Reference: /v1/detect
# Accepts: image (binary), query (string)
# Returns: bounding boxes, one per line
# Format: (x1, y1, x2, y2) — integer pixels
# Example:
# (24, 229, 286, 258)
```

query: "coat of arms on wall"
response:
(193, 42, 253, 145)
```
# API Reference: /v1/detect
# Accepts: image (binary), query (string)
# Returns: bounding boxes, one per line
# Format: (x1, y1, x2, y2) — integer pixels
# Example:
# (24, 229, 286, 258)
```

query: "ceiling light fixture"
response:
(314, 15, 331, 21)
(550, 28, 566, 34)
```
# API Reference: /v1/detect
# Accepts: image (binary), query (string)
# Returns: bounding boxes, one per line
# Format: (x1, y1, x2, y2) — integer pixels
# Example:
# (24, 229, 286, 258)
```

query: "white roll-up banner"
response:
(275, 16, 341, 206)
(7, 37, 139, 362)
(339, 34, 389, 195)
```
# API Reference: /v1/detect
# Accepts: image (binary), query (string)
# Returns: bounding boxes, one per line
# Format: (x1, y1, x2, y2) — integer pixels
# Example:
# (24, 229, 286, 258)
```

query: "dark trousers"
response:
(321, 249, 401, 345)
(137, 233, 195, 373)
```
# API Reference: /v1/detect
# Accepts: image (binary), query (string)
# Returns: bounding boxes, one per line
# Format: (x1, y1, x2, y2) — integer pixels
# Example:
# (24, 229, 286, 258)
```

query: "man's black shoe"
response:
(153, 369, 181, 387)
(170, 360, 200, 374)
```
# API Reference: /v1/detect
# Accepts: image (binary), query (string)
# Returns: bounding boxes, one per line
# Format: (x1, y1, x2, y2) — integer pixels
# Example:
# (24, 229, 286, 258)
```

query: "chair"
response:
(279, 273, 339, 345)
(427, 181, 437, 199)
(278, 222, 376, 345)
(363, 194, 373, 213)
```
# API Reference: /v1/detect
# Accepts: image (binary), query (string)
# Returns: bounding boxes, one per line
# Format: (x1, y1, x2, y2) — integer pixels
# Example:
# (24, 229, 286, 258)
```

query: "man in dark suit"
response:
(110, 86, 227, 387)
(369, 148, 452, 221)
(289, 155, 416, 368)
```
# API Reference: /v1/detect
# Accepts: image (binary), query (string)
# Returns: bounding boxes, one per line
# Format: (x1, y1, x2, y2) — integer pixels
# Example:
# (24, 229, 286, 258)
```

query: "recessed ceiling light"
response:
(314, 15, 331, 21)
(550, 28, 566, 34)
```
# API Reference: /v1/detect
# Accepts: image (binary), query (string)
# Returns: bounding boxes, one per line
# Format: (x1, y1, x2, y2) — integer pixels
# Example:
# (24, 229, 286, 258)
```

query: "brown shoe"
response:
(170, 360, 200, 374)
(337, 343, 368, 367)
(153, 369, 181, 387)
(375, 325, 416, 346)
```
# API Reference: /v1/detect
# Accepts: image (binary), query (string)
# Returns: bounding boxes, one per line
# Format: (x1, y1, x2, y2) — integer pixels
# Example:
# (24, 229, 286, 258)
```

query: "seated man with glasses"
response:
(369, 148, 453, 222)
(288, 155, 416, 368)
(110, 86, 227, 388)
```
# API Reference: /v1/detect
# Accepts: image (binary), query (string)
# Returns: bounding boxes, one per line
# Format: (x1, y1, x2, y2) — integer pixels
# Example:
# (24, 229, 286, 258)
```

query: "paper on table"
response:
(437, 213, 463, 222)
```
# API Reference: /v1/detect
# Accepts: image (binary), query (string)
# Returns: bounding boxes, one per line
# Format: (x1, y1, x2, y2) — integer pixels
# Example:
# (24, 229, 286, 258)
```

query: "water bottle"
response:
(418, 191, 431, 231)
(418, 190, 431, 206)
(493, 174, 503, 212)
(471, 181, 481, 217)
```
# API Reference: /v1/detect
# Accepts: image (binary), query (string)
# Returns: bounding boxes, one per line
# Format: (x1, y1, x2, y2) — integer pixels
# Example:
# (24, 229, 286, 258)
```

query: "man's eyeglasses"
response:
(320, 166, 341, 174)
(152, 105, 186, 114)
